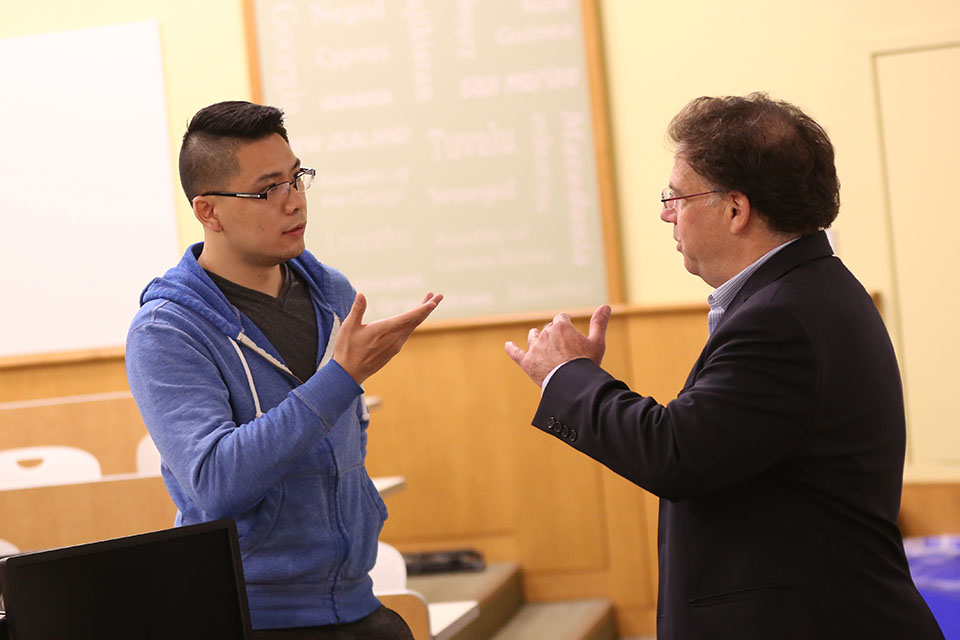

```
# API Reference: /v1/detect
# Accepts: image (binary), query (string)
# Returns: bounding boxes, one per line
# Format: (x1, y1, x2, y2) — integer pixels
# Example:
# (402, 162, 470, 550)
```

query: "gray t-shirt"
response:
(206, 263, 326, 383)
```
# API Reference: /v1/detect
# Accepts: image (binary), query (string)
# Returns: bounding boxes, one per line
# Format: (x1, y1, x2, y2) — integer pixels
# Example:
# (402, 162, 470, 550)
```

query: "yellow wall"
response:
(600, 0, 960, 308)
(873, 43, 960, 468)
(3, 0, 959, 461)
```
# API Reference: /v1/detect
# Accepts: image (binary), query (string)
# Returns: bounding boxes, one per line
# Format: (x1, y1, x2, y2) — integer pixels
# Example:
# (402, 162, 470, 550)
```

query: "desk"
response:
(372, 475, 405, 497)
(0, 474, 405, 554)
(429, 601, 480, 640)
(0, 471, 405, 495)
(0, 475, 175, 553)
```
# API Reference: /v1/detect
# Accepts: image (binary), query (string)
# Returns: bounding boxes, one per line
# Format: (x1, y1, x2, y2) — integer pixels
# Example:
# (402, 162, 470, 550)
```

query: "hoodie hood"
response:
(140, 243, 348, 342)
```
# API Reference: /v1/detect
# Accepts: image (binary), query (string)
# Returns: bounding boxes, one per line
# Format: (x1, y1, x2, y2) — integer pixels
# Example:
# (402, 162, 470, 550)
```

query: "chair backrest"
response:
(0, 446, 102, 490)
(0, 537, 20, 556)
(370, 541, 408, 592)
(376, 591, 431, 640)
(135, 433, 162, 476)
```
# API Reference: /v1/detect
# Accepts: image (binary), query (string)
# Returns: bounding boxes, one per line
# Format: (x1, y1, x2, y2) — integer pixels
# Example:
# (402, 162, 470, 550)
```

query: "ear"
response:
(726, 191, 752, 235)
(192, 196, 223, 233)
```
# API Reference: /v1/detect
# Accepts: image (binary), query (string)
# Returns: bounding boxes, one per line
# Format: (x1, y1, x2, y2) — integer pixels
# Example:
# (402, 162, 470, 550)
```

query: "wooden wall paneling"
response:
(0, 476, 176, 553)
(592, 489, 663, 636)
(614, 608, 659, 637)
(524, 569, 611, 600)
(513, 433, 608, 573)
(387, 533, 521, 566)
(0, 350, 128, 402)
(625, 307, 707, 403)
(597, 469, 657, 608)
(365, 323, 531, 542)
(588, 313, 658, 610)
(520, 468, 659, 634)
(510, 314, 620, 574)
(0, 396, 147, 474)
(899, 481, 960, 537)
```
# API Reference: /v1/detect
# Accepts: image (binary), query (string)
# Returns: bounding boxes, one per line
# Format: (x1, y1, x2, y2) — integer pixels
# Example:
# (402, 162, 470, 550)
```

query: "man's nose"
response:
(660, 206, 675, 223)
(284, 184, 306, 212)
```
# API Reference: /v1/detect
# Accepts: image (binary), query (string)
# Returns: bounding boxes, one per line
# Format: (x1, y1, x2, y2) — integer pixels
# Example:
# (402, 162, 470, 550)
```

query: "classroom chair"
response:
(0, 446, 102, 490)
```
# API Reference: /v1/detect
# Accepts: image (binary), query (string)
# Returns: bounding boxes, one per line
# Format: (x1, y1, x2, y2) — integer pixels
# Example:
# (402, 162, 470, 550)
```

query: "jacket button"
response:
(561, 425, 570, 438)
(547, 417, 556, 428)
(569, 429, 578, 442)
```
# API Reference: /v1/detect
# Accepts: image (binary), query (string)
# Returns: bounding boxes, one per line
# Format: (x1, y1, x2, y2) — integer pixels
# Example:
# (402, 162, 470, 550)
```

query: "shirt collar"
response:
(708, 238, 800, 313)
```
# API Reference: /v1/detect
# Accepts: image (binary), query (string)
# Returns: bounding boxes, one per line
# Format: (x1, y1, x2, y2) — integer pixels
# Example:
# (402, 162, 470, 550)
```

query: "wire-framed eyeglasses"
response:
(200, 167, 316, 202)
(660, 188, 723, 210)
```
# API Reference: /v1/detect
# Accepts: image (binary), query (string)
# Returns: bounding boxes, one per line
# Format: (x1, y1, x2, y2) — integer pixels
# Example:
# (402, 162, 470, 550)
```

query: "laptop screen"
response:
(0, 519, 252, 640)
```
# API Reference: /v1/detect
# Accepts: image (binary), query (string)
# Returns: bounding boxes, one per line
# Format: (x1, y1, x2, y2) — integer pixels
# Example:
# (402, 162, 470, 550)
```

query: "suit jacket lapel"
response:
(721, 231, 834, 321)
(681, 231, 834, 390)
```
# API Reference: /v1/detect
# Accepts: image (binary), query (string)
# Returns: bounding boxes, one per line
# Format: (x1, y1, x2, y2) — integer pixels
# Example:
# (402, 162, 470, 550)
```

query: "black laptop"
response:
(0, 519, 252, 639)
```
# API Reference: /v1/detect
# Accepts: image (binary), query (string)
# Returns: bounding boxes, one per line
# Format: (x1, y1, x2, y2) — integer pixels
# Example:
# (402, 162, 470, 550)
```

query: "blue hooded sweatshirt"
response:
(125, 244, 385, 629)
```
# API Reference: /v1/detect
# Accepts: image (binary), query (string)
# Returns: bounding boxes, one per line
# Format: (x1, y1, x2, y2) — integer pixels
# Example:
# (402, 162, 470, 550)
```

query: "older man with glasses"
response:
(506, 93, 944, 640)
(126, 101, 441, 639)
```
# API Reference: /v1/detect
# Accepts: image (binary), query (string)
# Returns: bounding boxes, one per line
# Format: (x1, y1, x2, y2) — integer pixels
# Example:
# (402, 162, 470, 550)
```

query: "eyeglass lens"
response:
(266, 171, 315, 201)
(661, 189, 676, 209)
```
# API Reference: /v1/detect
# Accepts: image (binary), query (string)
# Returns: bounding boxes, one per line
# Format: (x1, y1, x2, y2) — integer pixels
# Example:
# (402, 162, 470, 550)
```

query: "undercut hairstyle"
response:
(667, 92, 840, 235)
(178, 101, 289, 203)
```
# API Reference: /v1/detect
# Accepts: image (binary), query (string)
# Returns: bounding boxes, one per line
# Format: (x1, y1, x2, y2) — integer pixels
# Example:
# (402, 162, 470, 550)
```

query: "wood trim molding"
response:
(581, 0, 625, 305)
(0, 306, 711, 369)
(0, 346, 125, 371)
(242, 0, 264, 104)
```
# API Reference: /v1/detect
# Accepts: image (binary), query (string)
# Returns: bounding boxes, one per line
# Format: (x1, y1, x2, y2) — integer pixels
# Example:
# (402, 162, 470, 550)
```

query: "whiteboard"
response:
(0, 21, 179, 357)
(250, 0, 614, 321)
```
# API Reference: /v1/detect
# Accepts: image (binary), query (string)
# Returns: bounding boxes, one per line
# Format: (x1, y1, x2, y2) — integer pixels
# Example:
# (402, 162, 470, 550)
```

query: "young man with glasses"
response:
(505, 93, 943, 639)
(126, 101, 441, 639)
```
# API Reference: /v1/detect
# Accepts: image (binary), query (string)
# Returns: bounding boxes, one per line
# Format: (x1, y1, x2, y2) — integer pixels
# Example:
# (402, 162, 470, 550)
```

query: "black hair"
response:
(178, 101, 288, 202)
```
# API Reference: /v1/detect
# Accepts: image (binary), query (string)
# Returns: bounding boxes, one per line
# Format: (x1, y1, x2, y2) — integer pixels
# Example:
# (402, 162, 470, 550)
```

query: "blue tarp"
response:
(905, 535, 960, 638)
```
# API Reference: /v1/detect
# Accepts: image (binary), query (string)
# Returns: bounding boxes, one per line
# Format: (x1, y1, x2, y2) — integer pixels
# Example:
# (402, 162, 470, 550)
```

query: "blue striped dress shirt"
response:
(707, 238, 800, 335)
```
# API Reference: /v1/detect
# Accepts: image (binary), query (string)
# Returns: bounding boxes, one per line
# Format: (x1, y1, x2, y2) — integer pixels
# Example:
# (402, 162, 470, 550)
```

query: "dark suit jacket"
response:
(534, 232, 943, 639)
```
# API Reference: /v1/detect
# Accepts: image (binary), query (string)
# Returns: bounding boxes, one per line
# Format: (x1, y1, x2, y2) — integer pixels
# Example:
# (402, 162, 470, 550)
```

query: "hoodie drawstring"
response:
(229, 314, 347, 420)
(230, 338, 265, 418)
(317, 315, 341, 369)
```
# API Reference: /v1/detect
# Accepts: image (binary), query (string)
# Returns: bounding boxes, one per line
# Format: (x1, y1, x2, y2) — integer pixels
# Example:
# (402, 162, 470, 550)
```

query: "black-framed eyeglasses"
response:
(200, 167, 316, 202)
(660, 188, 723, 210)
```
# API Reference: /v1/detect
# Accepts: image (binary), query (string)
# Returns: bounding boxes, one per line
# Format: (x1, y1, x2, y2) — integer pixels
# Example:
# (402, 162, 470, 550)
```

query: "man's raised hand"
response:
(504, 305, 611, 386)
(334, 292, 443, 384)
